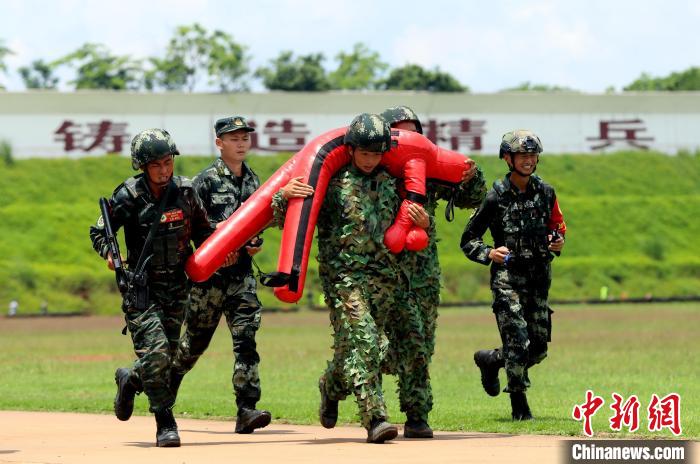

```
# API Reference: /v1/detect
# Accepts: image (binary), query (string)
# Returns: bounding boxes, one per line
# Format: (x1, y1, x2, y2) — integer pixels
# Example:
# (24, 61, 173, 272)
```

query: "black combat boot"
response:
(366, 418, 398, 444)
(473, 349, 504, 397)
(510, 391, 533, 421)
(318, 380, 338, 429)
(154, 408, 181, 447)
(114, 367, 139, 421)
(235, 407, 272, 434)
(403, 417, 434, 439)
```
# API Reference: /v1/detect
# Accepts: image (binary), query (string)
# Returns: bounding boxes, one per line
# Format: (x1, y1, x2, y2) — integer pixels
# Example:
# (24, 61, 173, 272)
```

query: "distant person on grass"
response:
(90, 129, 214, 447)
(460, 130, 566, 420)
(170, 116, 272, 434)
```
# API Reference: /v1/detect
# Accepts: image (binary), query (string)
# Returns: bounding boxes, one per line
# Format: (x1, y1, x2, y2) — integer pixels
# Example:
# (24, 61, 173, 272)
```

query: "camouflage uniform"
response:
(379, 105, 488, 424)
(171, 157, 265, 409)
(90, 174, 213, 413)
(320, 165, 402, 428)
(384, 171, 487, 422)
(275, 164, 400, 429)
(461, 172, 561, 393)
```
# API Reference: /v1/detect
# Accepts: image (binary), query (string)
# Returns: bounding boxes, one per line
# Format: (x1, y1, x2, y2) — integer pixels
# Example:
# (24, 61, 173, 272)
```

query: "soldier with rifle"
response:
(89, 129, 214, 447)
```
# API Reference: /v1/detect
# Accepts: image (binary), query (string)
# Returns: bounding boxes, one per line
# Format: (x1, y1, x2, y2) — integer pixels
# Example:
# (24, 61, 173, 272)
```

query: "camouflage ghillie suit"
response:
(90, 174, 213, 413)
(461, 173, 563, 393)
(172, 158, 264, 410)
(305, 164, 401, 429)
(383, 170, 487, 422)
(319, 165, 402, 428)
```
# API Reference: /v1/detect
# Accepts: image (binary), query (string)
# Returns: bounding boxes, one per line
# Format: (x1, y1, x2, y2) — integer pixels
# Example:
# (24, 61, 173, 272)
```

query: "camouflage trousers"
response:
(124, 279, 188, 413)
(172, 273, 262, 409)
(383, 282, 439, 423)
(490, 263, 553, 393)
(320, 272, 397, 429)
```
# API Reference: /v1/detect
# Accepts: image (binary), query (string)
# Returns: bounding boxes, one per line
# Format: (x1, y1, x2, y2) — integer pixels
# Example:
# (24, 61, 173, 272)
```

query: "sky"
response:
(1, 0, 699, 93)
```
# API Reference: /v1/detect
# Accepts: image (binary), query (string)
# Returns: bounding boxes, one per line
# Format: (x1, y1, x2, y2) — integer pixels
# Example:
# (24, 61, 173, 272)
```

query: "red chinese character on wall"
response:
(648, 393, 682, 436)
(609, 393, 640, 432)
(586, 119, 654, 150)
(54, 120, 129, 153)
(247, 120, 261, 150)
(264, 119, 310, 152)
(424, 118, 486, 152)
(247, 119, 310, 152)
(54, 120, 83, 152)
(84, 121, 129, 152)
(572, 390, 605, 437)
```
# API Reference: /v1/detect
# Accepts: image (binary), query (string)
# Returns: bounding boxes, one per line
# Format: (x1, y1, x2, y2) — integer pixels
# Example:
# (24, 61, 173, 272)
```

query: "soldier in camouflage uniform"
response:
(271, 114, 415, 443)
(89, 129, 214, 447)
(460, 130, 566, 420)
(170, 116, 272, 434)
(380, 106, 487, 438)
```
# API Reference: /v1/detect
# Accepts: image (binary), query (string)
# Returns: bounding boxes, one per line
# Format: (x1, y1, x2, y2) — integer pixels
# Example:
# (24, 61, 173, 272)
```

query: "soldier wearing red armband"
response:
(460, 130, 566, 421)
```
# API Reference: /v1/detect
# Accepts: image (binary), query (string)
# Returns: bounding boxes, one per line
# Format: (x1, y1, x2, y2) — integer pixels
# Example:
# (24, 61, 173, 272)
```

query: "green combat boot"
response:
(404, 418, 434, 439)
(155, 408, 180, 447)
(114, 368, 139, 421)
(473, 349, 504, 397)
(366, 419, 398, 444)
(319, 379, 338, 429)
(510, 391, 533, 421)
(235, 407, 272, 434)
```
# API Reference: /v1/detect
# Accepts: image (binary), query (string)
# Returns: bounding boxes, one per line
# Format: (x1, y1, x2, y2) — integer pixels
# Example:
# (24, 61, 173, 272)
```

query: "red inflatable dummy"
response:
(380, 129, 468, 253)
(184, 152, 298, 283)
(185, 128, 472, 305)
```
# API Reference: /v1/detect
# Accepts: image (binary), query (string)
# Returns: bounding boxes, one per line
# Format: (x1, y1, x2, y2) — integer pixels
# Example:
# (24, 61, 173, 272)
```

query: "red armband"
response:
(547, 198, 566, 234)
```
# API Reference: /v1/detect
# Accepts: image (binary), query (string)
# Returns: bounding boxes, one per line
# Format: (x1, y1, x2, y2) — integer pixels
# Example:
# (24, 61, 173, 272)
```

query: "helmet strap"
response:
(506, 153, 537, 177)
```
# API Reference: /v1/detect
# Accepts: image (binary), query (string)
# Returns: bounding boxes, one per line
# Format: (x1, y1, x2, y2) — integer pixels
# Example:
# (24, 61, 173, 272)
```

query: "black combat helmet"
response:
(381, 105, 423, 134)
(130, 128, 180, 170)
(344, 113, 391, 153)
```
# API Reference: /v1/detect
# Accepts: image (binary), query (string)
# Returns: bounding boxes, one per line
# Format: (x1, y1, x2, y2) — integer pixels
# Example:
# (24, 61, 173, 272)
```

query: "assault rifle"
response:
(99, 198, 150, 312)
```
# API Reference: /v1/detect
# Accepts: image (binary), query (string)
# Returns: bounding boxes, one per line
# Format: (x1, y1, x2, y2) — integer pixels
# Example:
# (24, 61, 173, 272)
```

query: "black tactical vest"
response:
(492, 176, 556, 262)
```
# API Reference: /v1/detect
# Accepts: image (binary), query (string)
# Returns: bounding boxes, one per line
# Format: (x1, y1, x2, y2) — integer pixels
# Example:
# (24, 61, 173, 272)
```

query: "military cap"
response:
(215, 116, 255, 137)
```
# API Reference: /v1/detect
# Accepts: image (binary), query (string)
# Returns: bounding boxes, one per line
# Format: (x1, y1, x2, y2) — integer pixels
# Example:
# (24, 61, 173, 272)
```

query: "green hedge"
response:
(1, 150, 698, 314)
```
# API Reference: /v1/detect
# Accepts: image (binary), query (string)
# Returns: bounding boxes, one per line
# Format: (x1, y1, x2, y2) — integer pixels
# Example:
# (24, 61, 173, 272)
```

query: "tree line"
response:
(1, 25, 699, 92)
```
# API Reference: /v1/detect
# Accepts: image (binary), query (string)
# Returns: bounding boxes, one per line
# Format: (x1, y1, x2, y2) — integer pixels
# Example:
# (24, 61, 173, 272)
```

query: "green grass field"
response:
(1, 303, 697, 439)
(1, 151, 699, 314)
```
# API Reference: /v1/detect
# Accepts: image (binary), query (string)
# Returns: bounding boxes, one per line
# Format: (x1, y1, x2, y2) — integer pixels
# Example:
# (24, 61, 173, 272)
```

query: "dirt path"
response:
(0, 411, 572, 464)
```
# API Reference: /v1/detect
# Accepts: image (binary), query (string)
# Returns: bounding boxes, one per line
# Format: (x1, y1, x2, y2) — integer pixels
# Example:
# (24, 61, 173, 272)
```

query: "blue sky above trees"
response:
(1, 0, 699, 92)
